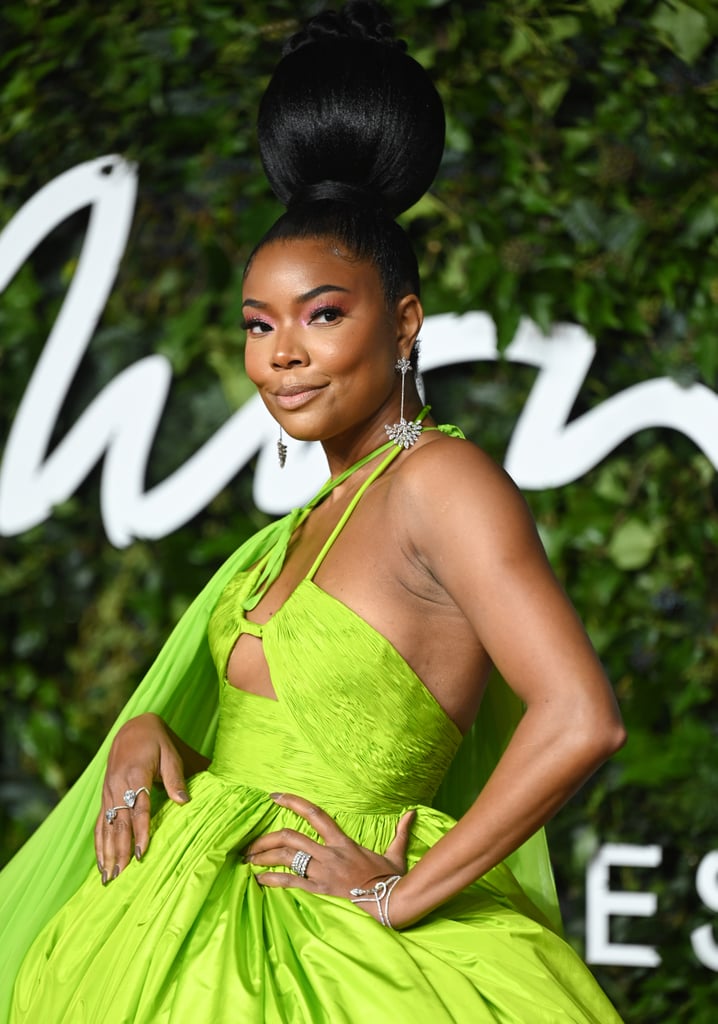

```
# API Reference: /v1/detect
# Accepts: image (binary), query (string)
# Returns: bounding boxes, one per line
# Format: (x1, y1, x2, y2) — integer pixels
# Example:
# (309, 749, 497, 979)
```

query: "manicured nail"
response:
(270, 792, 283, 801)
(112, 865, 120, 879)
(177, 790, 189, 803)
(135, 845, 142, 862)
(101, 870, 108, 886)
(97, 859, 103, 873)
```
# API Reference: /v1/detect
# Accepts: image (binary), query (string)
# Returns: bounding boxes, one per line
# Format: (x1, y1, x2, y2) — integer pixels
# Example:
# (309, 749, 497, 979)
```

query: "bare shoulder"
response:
(389, 431, 538, 553)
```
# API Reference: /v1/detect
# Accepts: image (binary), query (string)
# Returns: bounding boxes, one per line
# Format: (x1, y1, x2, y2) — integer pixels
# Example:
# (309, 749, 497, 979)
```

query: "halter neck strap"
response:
(241, 406, 432, 610)
(303, 405, 432, 511)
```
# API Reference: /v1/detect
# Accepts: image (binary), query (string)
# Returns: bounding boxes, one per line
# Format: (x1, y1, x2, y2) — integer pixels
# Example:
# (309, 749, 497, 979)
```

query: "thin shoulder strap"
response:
(305, 444, 402, 581)
(306, 406, 433, 581)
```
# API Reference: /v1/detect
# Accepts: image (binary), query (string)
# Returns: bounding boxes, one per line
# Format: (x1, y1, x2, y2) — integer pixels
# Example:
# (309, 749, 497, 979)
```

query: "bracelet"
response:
(349, 874, 402, 928)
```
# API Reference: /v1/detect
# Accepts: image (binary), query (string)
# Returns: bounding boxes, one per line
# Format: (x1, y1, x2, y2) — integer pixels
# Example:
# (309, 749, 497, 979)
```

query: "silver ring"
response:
(123, 786, 151, 809)
(105, 805, 129, 824)
(290, 850, 312, 878)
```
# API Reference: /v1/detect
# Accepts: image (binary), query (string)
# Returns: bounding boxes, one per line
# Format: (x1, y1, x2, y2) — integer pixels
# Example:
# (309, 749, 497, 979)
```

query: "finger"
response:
(94, 812, 105, 875)
(101, 810, 133, 882)
(383, 809, 416, 866)
(244, 844, 318, 874)
(101, 780, 151, 879)
(128, 787, 152, 861)
(255, 871, 317, 891)
(245, 827, 320, 859)
(271, 793, 348, 845)
(158, 745, 189, 805)
(99, 782, 120, 883)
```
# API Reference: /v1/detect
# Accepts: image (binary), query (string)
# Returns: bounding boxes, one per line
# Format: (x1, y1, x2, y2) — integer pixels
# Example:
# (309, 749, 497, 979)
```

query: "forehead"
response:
(243, 237, 382, 297)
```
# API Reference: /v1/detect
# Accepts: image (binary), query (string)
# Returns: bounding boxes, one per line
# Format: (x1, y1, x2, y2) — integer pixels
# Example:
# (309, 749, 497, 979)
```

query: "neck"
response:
(320, 395, 427, 481)
(320, 409, 431, 505)
(319, 382, 426, 477)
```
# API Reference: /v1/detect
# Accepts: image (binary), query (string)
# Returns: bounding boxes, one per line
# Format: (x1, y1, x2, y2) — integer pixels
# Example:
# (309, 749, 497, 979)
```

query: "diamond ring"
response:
(290, 850, 312, 878)
(105, 806, 128, 824)
(123, 786, 151, 809)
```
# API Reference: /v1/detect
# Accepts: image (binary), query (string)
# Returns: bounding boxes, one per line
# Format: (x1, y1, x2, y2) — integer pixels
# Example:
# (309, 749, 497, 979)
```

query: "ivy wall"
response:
(1, 2, 717, 1020)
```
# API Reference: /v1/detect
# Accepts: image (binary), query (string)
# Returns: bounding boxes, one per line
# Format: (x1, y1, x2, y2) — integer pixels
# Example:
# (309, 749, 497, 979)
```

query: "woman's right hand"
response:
(94, 713, 189, 884)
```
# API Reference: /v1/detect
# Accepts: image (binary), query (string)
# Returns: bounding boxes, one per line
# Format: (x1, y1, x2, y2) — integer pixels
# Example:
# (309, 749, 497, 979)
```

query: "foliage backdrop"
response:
(1, 1, 717, 1020)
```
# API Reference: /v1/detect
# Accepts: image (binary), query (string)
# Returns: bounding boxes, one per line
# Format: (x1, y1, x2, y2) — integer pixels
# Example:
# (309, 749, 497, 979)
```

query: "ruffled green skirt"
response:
(11, 688, 622, 1023)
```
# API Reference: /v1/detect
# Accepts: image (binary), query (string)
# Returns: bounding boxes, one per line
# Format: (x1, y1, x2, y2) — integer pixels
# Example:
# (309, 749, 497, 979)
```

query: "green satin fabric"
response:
(2, 421, 623, 1022)
(209, 581, 463, 812)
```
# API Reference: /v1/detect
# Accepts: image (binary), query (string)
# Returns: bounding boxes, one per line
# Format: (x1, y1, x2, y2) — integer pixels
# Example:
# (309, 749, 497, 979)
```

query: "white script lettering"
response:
(2, 157, 718, 546)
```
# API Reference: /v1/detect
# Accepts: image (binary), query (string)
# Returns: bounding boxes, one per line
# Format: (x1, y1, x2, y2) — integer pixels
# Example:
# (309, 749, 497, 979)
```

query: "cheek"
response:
(243, 344, 262, 384)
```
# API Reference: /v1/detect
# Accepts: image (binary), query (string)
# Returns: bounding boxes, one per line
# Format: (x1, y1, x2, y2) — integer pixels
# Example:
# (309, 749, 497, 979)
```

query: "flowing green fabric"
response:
(2, 420, 622, 1022)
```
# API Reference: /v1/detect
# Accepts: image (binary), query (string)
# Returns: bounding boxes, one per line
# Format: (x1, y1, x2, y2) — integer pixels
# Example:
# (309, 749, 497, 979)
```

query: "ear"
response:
(394, 293, 423, 362)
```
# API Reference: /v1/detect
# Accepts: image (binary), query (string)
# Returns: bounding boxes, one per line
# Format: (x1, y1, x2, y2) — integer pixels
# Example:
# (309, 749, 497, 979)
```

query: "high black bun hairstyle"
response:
(258, 1, 445, 219)
(281, 0, 404, 56)
(249, 1, 445, 306)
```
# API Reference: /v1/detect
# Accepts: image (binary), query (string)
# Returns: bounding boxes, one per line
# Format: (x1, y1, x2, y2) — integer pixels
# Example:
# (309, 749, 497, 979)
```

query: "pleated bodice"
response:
(207, 568, 462, 812)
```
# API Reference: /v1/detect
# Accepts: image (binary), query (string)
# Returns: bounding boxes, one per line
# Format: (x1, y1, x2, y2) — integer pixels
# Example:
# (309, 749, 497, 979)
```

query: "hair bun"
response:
(282, 2, 406, 56)
(258, 3, 445, 219)
(288, 180, 387, 212)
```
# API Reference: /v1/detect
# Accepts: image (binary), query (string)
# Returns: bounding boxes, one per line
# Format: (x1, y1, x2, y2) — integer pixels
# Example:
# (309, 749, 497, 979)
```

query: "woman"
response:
(3, 3, 626, 1021)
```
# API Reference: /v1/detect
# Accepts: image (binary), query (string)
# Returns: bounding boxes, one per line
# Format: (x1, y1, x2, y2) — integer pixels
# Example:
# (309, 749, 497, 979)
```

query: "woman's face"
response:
(242, 237, 420, 446)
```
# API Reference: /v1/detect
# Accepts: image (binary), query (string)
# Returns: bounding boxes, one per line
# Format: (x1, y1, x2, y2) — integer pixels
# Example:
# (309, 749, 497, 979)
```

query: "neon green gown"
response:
(4, 423, 623, 1023)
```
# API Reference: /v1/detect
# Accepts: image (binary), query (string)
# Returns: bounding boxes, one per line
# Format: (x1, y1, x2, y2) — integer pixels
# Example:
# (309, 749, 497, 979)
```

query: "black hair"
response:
(248, 1, 445, 306)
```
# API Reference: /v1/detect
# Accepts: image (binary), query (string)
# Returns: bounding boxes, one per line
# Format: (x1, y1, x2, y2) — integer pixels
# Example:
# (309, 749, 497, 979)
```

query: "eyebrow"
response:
(242, 283, 350, 308)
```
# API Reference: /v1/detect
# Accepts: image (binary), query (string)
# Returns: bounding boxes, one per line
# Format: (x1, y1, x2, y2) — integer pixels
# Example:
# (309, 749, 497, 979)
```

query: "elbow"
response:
(582, 714, 627, 766)
(554, 699, 626, 767)
(602, 719, 627, 757)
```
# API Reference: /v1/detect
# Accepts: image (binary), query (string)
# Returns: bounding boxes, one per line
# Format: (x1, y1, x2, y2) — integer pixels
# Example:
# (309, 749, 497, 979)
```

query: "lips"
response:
(273, 384, 326, 410)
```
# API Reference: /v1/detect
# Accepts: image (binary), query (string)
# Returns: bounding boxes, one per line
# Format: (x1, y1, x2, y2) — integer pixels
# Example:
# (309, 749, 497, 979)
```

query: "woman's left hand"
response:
(245, 793, 415, 925)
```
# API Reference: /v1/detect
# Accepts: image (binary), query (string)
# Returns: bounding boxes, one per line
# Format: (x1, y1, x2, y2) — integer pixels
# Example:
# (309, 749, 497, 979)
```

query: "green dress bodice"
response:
(206, 432, 462, 811)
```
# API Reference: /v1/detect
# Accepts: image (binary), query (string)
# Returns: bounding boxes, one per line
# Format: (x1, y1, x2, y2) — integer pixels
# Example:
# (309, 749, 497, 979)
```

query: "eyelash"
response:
(242, 305, 346, 334)
(242, 317, 272, 334)
(308, 305, 345, 324)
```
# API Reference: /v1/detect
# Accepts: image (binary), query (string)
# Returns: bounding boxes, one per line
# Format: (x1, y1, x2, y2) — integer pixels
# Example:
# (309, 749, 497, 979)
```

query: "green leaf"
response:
(607, 518, 664, 570)
(562, 199, 604, 246)
(538, 79, 569, 115)
(587, 0, 628, 20)
(650, 1, 711, 64)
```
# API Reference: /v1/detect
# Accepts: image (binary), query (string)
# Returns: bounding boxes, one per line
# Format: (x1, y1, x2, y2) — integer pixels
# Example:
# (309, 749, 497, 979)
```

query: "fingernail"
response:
(177, 790, 189, 803)
(112, 865, 120, 880)
(135, 845, 142, 862)
(101, 871, 108, 886)
(269, 792, 283, 801)
(97, 859, 103, 873)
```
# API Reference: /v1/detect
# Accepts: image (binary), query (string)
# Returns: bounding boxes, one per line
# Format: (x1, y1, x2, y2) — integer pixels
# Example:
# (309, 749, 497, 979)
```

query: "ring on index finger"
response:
(123, 786, 150, 809)
(290, 851, 312, 878)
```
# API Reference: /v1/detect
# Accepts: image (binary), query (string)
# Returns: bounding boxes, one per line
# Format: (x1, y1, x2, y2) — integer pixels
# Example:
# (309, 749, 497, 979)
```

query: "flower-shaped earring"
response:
(384, 357, 422, 448)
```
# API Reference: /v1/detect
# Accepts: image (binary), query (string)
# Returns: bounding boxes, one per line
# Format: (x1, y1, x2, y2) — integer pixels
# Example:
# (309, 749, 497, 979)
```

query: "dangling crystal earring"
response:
(277, 426, 287, 469)
(384, 356, 422, 448)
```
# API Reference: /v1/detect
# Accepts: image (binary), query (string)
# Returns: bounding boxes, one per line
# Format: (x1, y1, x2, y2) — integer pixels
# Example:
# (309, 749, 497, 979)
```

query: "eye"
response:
(242, 316, 273, 335)
(309, 305, 344, 324)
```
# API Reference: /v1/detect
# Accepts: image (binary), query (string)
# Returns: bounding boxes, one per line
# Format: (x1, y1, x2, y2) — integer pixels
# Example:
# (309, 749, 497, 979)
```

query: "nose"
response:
(271, 328, 308, 370)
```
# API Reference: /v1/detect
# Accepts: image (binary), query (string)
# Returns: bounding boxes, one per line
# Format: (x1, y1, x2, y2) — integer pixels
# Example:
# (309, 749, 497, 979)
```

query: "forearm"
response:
(394, 702, 625, 926)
